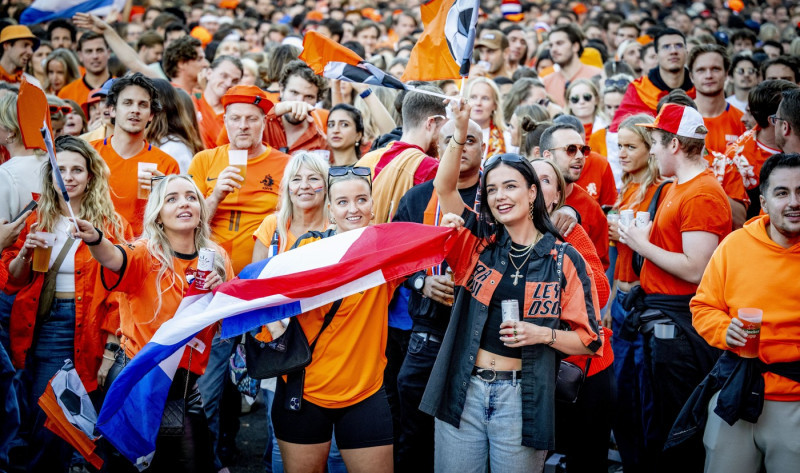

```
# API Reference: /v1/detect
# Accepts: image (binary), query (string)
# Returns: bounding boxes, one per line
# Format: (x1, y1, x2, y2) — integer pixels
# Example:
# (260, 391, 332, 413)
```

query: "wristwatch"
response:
(412, 273, 426, 293)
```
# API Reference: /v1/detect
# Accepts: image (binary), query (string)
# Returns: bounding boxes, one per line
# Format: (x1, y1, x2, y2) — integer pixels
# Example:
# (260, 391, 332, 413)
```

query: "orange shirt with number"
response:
(640, 169, 731, 296)
(91, 138, 180, 236)
(189, 144, 290, 274)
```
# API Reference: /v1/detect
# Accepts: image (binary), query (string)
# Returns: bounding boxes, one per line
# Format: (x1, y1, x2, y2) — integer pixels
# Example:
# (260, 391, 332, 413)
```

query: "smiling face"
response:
(328, 178, 373, 232)
(531, 161, 561, 214)
(356, 26, 379, 56)
(206, 59, 242, 99)
(485, 163, 537, 227)
(618, 128, 651, 177)
(761, 166, 800, 246)
(567, 83, 598, 120)
(289, 164, 326, 212)
(78, 37, 110, 75)
(111, 85, 154, 135)
(55, 150, 91, 203)
(327, 109, 361, 152)
(4, 39, 35, 70)
(545, 128, 586, 183)
(158, 178, 202, 233)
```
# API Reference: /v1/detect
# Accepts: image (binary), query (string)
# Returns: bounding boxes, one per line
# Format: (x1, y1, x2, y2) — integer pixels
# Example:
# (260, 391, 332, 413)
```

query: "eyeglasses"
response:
(49, 105, 72, 115)
(328, 166, 372, 188)
(735, 68, 757, 75)
(548, 144, 591, 157)
(768, 114, 788, 126)
(659, 43, 685, 52)
(484, 153, 526, 168)
(569, 93, 594, 104)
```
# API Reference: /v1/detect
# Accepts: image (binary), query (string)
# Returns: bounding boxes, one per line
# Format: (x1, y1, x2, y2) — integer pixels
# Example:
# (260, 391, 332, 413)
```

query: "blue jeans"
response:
(434, 375, 546, 473)
(396, 331, 442, 472)
(197, 334, 236, 470)
(610, 288, 656, 472)
(263, 386, 346, 473)
(0, 292, 16, 355)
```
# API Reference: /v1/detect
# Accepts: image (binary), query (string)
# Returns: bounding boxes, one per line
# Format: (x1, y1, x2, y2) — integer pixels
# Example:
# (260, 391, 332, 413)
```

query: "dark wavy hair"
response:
(329, 103, 365, 159)
(477, 154, 563, 250)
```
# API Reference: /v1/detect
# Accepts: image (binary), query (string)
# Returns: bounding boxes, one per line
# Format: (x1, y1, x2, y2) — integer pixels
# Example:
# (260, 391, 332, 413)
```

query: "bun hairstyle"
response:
(519, 119, 554, 158)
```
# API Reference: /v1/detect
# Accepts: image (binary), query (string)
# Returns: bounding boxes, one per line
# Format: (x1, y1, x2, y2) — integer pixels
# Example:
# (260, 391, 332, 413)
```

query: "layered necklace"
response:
(508, 233, 543, 286)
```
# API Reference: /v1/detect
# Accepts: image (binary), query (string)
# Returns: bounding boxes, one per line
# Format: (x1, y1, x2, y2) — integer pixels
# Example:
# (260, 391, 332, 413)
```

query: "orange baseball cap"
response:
(221, 85, 274, 115)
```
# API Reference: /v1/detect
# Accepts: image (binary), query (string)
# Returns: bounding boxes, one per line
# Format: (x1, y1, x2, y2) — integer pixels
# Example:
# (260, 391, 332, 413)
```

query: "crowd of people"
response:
(0, 0, 799, 472)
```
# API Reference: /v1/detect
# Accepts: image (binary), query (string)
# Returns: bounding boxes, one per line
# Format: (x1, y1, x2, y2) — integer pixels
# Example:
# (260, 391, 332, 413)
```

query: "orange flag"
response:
(38, 383, 103, 470)
(299, 31, 363, 75)
(401, 0, 479, 82)
(17, 78, 50, 151)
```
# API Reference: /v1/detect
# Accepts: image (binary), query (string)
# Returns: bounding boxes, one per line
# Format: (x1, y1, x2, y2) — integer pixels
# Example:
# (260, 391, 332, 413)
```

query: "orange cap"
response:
(190, 26, 212, 47)
(221, 85, 274, 115)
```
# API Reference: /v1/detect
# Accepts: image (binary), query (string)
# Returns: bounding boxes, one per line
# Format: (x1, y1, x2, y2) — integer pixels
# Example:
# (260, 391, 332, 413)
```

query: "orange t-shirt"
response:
(252, 213, 298, 255)
(613, 181, 661, 283)
(105, 240, 234, 375)
(640, 169, 731, 296)
(91, 137, 180, 236)
(216, 109, 331, 155)
(58, 76, 107, 108)
(189, 144, 290, 274)
(588, 127, 608, 159)
(576, 151, 618, 207)
(703, 104, 746, 155)
(293, 234, 402, 408)
(193, 94, 224, 150)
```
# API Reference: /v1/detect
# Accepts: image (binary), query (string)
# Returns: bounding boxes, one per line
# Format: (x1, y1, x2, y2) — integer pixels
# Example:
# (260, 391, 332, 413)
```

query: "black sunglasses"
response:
(328, 166, 372, 188)
(569, 93, 594, 104)
(485, 153, 526, 168)
(604, 78, 630, 89)
(548, 144, 591, 158)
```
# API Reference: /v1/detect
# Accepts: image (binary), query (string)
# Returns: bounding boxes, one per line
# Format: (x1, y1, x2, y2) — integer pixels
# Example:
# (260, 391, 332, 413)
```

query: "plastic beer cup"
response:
(137, 162, 158, 200)
(32, 232, 56, 272)
(738, 308, 763, 358)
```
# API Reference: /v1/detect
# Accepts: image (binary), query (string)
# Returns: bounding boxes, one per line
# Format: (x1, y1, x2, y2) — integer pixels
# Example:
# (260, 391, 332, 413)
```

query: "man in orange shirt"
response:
(541, 123, 610, 269)
(162, 35, 208, 95)
(725, 80, 798, 219)
(58, 32, 111, 107)
(691, 153, 800, 472)
(190, 85, 290, 274)
(216, 60, 329, 155)
(542, 25, 603, 107)
(91, 74, 179, 235)
(618, 104, 731, 472)
(193, 55, 242, 149)
(0, 25, 38, 84)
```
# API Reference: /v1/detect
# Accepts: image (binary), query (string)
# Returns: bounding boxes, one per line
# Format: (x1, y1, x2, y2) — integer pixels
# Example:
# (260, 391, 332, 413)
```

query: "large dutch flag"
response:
(20, 0, 126, 25)
(97, 223, 455, 470)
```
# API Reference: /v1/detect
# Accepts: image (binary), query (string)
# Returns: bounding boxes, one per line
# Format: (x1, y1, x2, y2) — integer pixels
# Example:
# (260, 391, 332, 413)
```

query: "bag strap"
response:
(647, 180, 672, 221)
(556, 242, 592, 375)
(308, 298, 343, 354)
(47, 237, 77, 276)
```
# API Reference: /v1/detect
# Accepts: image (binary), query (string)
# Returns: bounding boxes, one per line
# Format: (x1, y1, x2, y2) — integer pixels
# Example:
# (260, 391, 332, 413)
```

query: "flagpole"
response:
(42, 126, 79, 231)
(406, 85, 452, 101)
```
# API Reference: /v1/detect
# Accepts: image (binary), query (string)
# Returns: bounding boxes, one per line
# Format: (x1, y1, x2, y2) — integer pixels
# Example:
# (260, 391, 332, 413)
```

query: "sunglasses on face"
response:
(49, 105, 72, 115)
(569, 93, 594, 104)
(549, 144, 591, 158)
(328, 166, 372, 188)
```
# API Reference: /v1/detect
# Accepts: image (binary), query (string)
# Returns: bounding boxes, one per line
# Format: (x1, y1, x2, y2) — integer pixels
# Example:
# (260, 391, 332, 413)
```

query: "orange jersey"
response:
(692, 215, 800, 401)
(576, 151, 617, 207)
(189, 144, 290, 274)
(91, 137, 180, 236)
(252, 214, 299, 254)
(193, 94, 225, 150)
(614, 181, 661, 283)
(104, 240, 233, 375)
(57, 76, 101, 107)
(641, 170, 731, 296)
(724, 126, 780, 190)
(216, 109, 331, 155)
(703, 104, 746, 155)
(295, 234, 402, 408)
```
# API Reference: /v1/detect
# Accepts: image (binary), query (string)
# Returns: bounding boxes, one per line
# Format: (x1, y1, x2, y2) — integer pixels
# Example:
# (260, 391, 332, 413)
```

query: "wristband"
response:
(547, 328, 557, 346)
(359, 88, 373, 99)
(451, 136, 466, 146)
(86, 227, 104, 246)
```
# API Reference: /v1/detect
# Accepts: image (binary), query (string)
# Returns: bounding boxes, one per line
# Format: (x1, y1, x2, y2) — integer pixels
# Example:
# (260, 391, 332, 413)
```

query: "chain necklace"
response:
(508, 233, 543, 286)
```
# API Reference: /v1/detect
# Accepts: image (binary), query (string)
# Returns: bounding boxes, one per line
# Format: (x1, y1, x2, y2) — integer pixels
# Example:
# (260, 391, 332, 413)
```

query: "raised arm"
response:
(434, 98, 471, 216)
(72, 13, 161, 79)
(352, 83, 397, 135)
(71, 217, 125, 272)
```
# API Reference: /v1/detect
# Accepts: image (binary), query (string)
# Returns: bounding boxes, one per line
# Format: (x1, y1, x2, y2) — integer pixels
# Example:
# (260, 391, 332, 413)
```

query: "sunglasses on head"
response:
(328, 166, 372, 188)
(604, 78, 630, 89)
(569, 93, 594, 104)
(49, 105, 72, 115)
(484, 153, 527, 168)
(549, 144, 591, 158)
(150, 174, 194, 186)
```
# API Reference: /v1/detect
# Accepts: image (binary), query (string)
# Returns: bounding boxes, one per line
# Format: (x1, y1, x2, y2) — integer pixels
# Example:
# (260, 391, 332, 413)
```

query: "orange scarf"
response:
(487, 123, 506, 158)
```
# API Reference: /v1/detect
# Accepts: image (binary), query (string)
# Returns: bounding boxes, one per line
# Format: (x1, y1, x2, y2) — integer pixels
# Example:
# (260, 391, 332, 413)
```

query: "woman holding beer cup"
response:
(421, 98, 603, 472)
(3, 136, 132, 469)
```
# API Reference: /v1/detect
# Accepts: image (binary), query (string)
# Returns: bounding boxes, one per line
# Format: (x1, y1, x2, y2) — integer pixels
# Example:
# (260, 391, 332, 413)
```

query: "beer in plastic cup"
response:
(229, 150, 248, 181)
(32, 232, 56, 272)
(636, 211, 650, 227)
(607, 212, 619, 247)
(501, 299, 520, 322)
(137, 162, 158, 200)
(738, 308, 763, 358)
(620, 209, 635, 227)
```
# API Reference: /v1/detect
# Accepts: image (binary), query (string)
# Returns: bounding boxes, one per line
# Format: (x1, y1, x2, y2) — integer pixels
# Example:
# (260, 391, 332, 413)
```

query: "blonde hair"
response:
(464, 77, 507, 132)
(44, 48, 81, 94)
(529, 158, 567, 213)
(616, 114, 662, 210)
(38, 136, 127, 243)
(141, 175, 228, 319)
(275, 152, 330, 252)
(355, 86, 397, 142)
(565, 78, 606, 123)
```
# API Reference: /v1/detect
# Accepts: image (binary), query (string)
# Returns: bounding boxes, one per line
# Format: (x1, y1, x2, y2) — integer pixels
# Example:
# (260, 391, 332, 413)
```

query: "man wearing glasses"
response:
(540, 123, 609, 269)
(774, 88, 800, 155)
(90, 73, 179, 235)
(357, 86, 446, 224)
(726, 54, 760, 112)
(610, 28, 695, 133)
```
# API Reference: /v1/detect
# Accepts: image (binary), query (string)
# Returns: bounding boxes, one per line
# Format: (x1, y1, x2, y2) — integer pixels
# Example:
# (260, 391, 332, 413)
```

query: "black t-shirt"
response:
(479, 257, 524, 359)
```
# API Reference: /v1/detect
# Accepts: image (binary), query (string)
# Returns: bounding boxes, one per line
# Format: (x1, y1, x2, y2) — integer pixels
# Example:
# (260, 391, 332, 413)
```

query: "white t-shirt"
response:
(158, 137, 194, 174)
(51, 217, 79, 292)
(0, 153, 46, 223)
